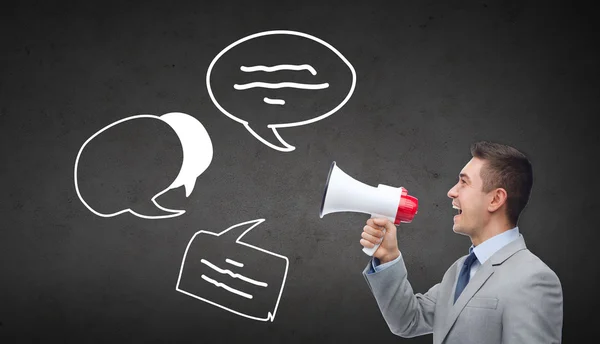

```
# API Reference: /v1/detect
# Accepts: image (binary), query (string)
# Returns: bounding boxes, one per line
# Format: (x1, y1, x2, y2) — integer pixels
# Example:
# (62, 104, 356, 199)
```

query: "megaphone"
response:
(319, 161, 418, 256)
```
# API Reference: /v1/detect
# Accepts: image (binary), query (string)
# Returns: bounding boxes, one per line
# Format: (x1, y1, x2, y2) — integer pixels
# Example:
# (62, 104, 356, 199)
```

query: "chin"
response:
(452, 225, 469, 236)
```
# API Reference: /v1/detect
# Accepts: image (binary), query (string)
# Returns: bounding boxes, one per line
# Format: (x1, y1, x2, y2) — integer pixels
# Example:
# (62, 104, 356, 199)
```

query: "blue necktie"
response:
(454, 251, 478, 304)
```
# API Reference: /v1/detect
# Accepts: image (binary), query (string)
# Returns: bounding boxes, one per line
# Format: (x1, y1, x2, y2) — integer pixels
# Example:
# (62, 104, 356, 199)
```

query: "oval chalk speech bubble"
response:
(74, 112, 213, 219)
(206, 30, 356, 152)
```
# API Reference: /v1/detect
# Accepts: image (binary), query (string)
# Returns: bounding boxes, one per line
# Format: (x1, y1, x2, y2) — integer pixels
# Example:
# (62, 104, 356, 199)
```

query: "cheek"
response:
(469, 197, 487, 215)
(463, 195, 483, 216)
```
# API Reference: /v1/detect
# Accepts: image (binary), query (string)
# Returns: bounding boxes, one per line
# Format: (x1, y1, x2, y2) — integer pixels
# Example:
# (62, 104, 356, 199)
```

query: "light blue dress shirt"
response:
(368, 227, 521, 275)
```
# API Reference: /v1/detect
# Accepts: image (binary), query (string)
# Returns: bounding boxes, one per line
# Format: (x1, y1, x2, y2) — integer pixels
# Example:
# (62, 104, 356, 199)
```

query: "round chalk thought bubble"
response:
(74, 112, 213, 219)
(206, 30, 356, 152)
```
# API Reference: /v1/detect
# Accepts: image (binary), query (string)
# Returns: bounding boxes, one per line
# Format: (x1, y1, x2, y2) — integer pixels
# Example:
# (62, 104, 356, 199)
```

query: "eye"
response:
(460, 179, 466, 184)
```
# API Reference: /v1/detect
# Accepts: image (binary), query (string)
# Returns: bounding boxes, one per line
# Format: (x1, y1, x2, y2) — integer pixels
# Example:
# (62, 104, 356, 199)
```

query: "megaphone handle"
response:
(362, 228, 385, 256)
(364, 212, 392, 256)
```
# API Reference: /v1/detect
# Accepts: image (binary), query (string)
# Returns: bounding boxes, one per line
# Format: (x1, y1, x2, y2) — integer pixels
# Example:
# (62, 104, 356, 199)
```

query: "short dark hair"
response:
(470, 141, 533, 226)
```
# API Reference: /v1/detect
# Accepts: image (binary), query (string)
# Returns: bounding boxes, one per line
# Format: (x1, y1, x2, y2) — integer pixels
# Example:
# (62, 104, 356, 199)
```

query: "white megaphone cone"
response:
(319, 161, 418, 256)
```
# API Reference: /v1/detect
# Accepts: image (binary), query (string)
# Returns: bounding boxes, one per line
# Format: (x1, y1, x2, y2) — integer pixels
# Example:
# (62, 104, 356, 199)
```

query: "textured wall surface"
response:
(1, 1, 597, 342)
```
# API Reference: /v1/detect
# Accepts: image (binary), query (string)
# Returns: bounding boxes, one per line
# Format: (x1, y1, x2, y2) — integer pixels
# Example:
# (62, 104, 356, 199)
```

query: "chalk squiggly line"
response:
(201, 259, 268, 287)
(240, 64, 317, 75)
(263, 97, 285, 105)
(234, 82, 329, 90)
(201, 274, 253, 299)
(226, 258, 244, 267)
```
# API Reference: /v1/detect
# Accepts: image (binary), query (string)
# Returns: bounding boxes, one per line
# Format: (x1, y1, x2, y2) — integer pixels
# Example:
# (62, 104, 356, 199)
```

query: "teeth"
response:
(453, 205, 462, 215)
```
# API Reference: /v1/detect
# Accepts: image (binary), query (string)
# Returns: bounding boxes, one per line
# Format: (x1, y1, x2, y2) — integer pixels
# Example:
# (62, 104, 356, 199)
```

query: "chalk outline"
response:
(175, 219, 289, 322)
(73, 113, 212, 219)
(206, 30, 357, 152)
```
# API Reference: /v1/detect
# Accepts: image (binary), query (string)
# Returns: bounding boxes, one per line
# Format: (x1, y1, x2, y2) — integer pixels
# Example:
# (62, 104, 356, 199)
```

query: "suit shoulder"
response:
(509, 249, 562, 286)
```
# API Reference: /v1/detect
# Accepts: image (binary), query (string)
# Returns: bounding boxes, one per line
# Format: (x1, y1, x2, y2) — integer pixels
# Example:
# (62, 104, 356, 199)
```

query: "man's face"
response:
(447, 157, 491, 237)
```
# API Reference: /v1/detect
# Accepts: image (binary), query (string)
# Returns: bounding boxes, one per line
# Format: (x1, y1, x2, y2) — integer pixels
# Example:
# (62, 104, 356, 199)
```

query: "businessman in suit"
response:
(361, 141, 563, 343)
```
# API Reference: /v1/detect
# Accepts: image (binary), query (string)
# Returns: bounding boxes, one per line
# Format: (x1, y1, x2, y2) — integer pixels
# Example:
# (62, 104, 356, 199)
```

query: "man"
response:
(361, 141, 563, 344)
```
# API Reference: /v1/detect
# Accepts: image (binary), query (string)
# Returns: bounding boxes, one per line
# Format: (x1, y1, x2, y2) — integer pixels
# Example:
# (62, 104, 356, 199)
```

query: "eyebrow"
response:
(459, 173, 471, 181)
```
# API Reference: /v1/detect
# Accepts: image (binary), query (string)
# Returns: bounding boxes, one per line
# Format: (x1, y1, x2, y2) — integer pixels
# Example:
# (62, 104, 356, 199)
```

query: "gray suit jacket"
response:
(362, 235, 563, 343)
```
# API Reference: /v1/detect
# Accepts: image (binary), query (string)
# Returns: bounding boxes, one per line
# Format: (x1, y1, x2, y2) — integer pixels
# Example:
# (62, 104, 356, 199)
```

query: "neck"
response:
(470, 218, 513, 246)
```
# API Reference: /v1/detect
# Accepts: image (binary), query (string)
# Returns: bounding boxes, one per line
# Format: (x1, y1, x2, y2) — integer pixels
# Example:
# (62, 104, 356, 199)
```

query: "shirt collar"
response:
(470, 226, 520, 264)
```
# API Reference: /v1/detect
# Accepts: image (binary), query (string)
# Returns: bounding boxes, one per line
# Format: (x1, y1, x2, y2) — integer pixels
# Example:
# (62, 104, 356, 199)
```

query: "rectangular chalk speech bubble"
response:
(175, 219, 289, 322)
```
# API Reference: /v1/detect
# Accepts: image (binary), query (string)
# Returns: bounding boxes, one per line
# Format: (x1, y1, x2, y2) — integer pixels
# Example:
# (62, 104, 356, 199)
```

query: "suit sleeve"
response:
(362, 254, 439, 338)
(501, 268, 563, 343)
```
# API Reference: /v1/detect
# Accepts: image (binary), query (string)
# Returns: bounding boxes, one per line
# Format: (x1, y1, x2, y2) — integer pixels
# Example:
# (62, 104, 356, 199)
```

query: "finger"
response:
(367, 218, 387, 231)
(363, 225, 384, 238)
(362, 231, 383, 244)
(371, 217, 391, 227)
(360, 238, 375, 248)
(373, 217, 396, 232)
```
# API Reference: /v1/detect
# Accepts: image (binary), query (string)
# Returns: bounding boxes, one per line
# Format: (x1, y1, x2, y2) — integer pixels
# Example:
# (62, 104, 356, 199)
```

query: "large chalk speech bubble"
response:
(74, 112, 213, 219)
(206, 30, 356, 152)
(176, 219, 289, 322)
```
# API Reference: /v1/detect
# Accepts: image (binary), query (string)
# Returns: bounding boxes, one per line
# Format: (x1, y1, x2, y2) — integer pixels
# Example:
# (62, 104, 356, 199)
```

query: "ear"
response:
(488, 188, 508, 213)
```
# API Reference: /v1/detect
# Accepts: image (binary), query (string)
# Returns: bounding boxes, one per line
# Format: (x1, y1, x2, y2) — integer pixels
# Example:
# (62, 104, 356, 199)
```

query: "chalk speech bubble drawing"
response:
(176, 219, 289, 322)
(206, 30, 356, 152)
(74, 112, 213, 219)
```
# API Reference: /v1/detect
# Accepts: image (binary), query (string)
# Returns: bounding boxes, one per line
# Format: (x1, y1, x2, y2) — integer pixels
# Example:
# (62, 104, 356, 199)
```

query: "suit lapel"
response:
(438, 235, 528, 343)
(438, 261, 496, 343)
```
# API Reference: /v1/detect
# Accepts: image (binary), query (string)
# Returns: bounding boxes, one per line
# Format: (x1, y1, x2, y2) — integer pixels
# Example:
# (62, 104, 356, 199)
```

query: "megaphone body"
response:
(319, 161, 418, 256)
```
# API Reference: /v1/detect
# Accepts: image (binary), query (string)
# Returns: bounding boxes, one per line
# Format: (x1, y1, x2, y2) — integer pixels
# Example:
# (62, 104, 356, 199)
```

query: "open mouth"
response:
(453, 204, 462, 215)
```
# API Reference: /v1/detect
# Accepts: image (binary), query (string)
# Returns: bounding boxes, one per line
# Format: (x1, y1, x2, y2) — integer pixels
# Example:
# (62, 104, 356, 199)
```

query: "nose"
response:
(447, 183, 458, 199)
